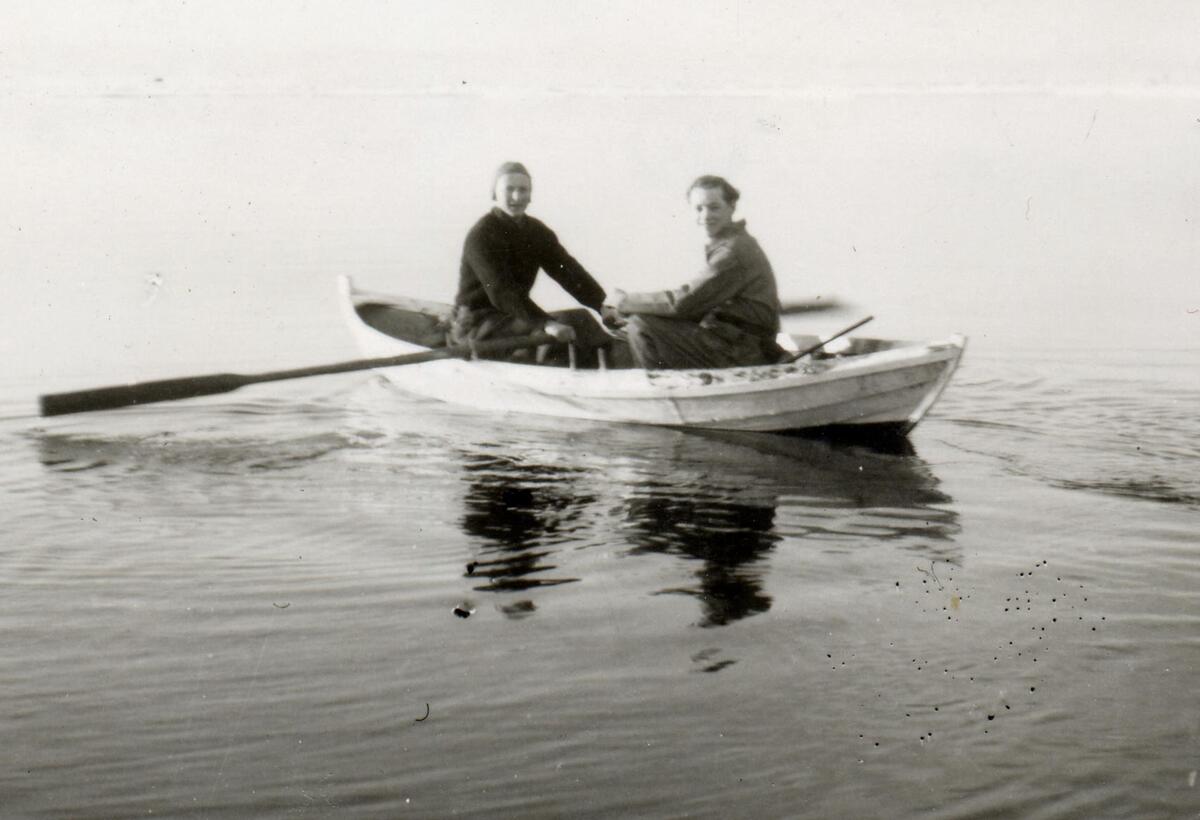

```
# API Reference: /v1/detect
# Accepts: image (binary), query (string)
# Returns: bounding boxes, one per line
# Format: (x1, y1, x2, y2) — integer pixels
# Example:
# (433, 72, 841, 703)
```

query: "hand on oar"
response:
(38, 332, 556, 417)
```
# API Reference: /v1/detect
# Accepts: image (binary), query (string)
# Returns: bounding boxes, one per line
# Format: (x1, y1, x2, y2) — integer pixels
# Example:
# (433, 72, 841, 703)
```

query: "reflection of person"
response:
(624, 491, 779, 628)
(458, 453, 589, 594)
(604, 175, 784, 369)
(452, 161, 612, 364)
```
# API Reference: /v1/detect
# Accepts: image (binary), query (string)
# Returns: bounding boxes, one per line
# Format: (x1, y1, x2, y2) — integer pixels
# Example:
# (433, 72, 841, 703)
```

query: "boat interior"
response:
(353, 297, 907, 371)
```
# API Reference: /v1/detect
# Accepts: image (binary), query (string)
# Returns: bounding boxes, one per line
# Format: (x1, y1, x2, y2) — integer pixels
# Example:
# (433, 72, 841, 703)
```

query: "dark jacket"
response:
(614, 221, 780, 338)
(455, 208, 606, 323)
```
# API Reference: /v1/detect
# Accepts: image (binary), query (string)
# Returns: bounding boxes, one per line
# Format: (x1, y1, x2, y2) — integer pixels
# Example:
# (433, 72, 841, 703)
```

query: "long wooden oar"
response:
(783, 315, 874, 363)
(39, 332, 555, 417)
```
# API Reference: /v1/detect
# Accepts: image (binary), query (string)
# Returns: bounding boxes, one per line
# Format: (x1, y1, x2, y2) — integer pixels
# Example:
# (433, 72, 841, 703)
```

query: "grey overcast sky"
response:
(6, 1, 1200, 95)
(3, 0, 1197, 381)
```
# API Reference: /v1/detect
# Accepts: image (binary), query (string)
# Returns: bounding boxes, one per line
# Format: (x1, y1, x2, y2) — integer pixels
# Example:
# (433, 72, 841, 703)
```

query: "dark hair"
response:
(687, 175, 740, 206)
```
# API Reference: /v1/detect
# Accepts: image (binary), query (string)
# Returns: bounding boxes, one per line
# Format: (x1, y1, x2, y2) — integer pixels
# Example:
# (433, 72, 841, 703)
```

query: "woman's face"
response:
(688, 186, 735, 238)
(494, 173, 532, 218)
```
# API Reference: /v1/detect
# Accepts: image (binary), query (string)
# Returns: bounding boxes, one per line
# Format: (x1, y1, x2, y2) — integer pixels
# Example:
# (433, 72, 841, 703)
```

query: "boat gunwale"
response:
(338, 276, 965, 401)
(392, 342, 965, 402)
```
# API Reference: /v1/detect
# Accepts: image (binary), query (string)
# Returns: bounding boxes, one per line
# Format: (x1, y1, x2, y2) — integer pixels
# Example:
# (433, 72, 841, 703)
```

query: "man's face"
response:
(494, 173, 532, 218)
(688, 186, 736, 238)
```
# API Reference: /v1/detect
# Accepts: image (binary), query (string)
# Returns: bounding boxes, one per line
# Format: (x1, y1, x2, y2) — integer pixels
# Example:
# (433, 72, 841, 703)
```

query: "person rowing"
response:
(450, 161, 613, 365)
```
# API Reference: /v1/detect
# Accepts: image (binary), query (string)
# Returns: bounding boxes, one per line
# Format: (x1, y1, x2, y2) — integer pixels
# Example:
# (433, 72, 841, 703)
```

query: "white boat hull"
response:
(338, 276, 965, 434)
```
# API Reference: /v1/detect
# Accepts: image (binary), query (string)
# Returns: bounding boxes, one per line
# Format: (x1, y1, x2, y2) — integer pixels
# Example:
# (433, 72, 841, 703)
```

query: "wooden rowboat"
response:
(339, 276, 965, 435)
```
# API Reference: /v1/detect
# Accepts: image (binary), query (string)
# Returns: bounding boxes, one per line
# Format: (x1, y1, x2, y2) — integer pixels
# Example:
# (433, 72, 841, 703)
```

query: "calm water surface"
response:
(1, 346, 1198, 818)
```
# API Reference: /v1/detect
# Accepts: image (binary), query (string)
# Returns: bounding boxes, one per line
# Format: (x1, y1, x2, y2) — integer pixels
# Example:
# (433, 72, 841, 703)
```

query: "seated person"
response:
(603, 175, 783, 370)
(452, 161, 613, 365)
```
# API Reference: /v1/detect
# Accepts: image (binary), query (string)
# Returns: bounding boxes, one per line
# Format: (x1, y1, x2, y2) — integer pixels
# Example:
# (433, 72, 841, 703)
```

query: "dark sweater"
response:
(455, 208, 606, 323)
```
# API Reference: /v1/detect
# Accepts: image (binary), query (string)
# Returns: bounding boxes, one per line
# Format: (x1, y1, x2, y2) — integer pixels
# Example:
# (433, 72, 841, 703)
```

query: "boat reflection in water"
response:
(33, 408, 958, 633)
(457, 425, 960, 627)
(619, 430, 958, 627)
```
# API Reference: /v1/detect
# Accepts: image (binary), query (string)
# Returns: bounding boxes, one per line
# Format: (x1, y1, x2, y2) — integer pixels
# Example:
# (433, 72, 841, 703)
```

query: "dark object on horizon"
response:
(779, 296, 842, 316)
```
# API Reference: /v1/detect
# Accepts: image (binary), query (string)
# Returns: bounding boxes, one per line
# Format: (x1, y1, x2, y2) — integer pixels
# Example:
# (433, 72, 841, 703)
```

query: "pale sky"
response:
(2, 1, 1198, 391)
(6, 1, 1200, 95)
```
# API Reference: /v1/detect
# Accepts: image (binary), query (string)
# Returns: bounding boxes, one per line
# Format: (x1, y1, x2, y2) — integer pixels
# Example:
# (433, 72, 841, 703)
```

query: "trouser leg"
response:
(625, 315, 763, 369)
(451, 307, 619, 366)
(450, 311, 541, 360)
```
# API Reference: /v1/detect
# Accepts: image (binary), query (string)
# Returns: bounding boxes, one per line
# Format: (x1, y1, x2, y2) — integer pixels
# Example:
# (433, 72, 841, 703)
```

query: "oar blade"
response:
(37, 330, 560, 417)
(39, 373, 248, 417)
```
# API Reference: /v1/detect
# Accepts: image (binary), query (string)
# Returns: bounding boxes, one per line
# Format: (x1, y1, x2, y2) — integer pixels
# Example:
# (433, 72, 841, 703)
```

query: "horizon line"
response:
(7, 81, 1200, 100)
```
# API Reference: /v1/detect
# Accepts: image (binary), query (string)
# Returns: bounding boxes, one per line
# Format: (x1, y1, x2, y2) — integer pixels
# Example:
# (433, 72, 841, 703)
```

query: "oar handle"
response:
(38, 331, 555, 417)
